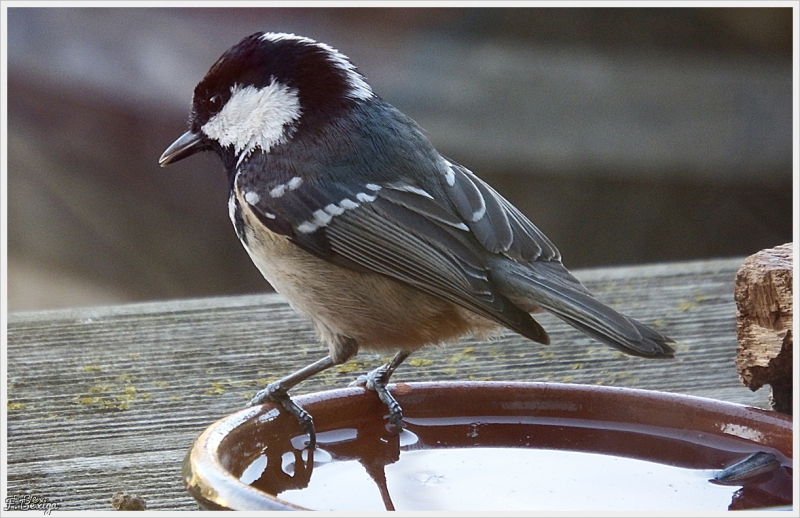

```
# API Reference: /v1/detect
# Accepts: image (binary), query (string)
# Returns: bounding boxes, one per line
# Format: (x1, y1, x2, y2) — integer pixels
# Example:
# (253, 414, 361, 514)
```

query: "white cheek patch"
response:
(201, 81, 302, 164)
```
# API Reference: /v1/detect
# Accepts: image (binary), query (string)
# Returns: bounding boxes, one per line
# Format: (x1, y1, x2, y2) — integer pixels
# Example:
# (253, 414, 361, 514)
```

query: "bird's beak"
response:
(159, 130, 205, 167)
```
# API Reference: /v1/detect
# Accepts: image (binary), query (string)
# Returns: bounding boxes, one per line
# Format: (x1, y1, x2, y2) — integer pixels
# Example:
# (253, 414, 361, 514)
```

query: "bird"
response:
(160, 32, 674, 446)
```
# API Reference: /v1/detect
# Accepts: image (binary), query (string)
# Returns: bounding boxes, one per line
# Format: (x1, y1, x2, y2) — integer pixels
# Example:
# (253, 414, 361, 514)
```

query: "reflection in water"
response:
(241, 416, 404, 510)
(233, 412, 792, 511)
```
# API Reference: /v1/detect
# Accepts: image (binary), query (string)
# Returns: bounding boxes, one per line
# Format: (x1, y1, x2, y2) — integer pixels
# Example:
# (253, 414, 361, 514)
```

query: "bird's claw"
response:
(348, 374, 369, 388)
(352, 366, 405, 433)
(248, 382, 317, 448)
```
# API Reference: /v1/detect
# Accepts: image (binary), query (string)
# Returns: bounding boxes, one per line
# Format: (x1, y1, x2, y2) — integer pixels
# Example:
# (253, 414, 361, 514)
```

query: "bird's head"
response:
(159, 32, 374, 169)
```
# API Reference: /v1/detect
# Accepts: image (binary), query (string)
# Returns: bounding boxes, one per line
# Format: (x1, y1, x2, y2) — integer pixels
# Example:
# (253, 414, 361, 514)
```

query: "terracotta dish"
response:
(184, 382, 793, 511)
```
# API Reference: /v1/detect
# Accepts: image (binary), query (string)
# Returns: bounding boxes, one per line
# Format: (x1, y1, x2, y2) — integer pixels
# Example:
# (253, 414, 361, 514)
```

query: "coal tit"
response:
(160, 32, 674, 445)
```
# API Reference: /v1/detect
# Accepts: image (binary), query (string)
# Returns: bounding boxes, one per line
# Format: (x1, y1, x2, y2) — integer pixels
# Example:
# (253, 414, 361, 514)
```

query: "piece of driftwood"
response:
(6, 258, 769, 510)
(734, 243, 794, 414)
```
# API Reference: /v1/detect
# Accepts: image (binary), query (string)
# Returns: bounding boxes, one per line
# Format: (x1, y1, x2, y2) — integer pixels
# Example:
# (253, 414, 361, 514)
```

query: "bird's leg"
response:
(248, 355, 337, 448)
(350, 351, 411, 432)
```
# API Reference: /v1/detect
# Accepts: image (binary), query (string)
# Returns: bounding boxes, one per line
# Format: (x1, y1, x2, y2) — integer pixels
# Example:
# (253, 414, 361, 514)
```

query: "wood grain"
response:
(6, 257, 768, 510)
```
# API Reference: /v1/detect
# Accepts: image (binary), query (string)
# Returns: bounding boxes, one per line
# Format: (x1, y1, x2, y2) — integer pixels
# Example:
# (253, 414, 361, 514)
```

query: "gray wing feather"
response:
(490, 257, 674, 358)
(325, 202, 549, 343)
(442, 161, 560, 263)
(436, 160, 673, 358)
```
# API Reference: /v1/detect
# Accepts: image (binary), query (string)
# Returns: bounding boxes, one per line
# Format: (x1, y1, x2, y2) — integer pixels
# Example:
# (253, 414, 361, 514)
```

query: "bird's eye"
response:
(208, 94, 222, 112)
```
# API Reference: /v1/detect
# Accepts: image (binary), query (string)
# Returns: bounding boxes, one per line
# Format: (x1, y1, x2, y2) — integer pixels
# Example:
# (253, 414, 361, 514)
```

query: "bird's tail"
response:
(493, 260, 675, 358)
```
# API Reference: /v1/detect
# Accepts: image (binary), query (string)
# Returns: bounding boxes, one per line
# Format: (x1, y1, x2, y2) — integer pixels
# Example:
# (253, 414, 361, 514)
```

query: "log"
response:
(734, 243, 793, 414)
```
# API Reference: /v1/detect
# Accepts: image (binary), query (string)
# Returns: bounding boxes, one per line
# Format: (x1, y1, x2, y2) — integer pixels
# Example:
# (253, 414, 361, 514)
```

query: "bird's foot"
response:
(249, 382, 316, 448)
(349, 366, 405, 434)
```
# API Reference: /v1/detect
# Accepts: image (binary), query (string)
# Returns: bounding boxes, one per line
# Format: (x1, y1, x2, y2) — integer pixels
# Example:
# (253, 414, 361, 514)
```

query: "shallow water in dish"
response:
(239, 418, 793, 511)
(280, 447, 743, 511)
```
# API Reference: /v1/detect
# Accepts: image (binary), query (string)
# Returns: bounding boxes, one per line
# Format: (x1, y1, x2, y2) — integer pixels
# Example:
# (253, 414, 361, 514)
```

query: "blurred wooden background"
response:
(5, 7, 794, 311)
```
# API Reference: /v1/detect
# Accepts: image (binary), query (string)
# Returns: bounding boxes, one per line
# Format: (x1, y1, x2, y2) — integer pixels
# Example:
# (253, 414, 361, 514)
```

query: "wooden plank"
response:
(5, 258, 767, 511)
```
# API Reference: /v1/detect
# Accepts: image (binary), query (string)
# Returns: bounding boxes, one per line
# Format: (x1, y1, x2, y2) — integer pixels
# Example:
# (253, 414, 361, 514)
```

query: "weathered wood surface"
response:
(6, 257, 771, 511)
(735, 243, 793, 414)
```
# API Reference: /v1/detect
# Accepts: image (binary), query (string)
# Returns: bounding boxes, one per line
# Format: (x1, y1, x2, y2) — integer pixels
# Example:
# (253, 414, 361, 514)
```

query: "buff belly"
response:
(234, 192, 498, 358)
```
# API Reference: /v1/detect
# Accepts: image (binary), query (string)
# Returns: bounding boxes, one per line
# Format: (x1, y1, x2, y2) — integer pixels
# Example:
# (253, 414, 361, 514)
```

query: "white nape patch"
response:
(244, 191, 260, 205)
(269, 176, 304, 198)
(260, 32, 373, 101)
(388, 183, 434, 199)
(201, 81, 302, 166)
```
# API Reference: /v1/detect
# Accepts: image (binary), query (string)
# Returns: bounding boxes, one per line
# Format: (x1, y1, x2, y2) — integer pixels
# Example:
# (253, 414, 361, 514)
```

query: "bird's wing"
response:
(437, 158, 562, 265)
(434, 161, 674, 357)
(234, 166, 549, 344)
